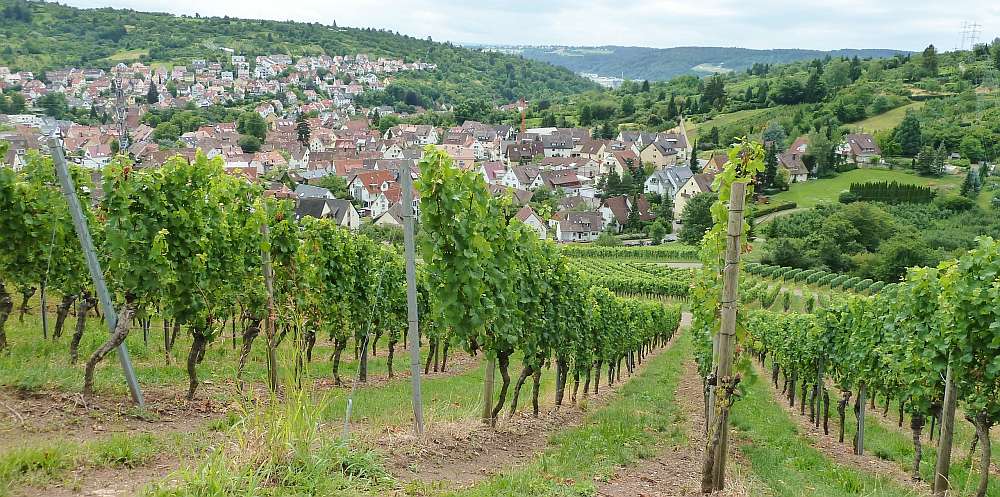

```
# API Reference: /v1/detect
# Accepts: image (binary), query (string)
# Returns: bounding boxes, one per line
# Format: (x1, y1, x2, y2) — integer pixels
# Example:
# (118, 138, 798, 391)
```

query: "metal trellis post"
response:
(49, 135, 144, 407)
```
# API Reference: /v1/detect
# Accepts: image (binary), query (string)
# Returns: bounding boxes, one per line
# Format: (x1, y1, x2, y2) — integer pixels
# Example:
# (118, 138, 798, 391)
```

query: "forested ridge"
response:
(0, 0, 596, 104)
(516, 45, 908, 81)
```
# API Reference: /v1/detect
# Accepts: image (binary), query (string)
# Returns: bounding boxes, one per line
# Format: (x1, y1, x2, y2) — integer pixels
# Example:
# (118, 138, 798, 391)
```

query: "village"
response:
(0, 53, 884, 244)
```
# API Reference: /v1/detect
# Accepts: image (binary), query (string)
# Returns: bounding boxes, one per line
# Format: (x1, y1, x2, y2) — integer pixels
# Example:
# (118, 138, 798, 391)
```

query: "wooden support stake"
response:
(705, 180, 746, 492)
(934, 365, 957, 495)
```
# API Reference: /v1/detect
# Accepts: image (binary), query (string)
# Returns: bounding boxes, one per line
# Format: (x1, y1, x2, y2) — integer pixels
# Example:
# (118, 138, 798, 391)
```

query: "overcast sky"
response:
(62, 0, 1000, 52)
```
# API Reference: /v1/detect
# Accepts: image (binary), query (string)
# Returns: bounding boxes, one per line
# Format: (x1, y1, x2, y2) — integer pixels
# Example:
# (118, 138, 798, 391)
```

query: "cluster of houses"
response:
(0, 53, 433, 115)
(1, 64, 886, 243)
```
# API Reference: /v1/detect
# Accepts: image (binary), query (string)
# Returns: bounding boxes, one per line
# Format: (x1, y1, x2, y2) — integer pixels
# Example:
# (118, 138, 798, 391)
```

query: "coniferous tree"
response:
(922, 44, 939, 76)
(625, 195, 642, 232)
(894, 111, 922, 156)
(146, 84, 159, 104)
(931, 142, 947, 177)
(604, 171, 622, 197)
(915, 146, 934, 176)
(296, 114, 311, 146)
(666, 95, 677, 120)
(600, 122, 614, 139)
(763, 143, 779, 187)
(961, 167, 979, 198)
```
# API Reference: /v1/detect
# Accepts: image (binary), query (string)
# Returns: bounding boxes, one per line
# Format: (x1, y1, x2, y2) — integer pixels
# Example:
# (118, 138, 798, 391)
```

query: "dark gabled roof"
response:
(778, 152, 809, 176)
(648, 166, 693, 190)
(844, 133, 881, 156)
(488, 184, 534, 205)
(692, 173, 717, 193)
(327, 199, 356, 225)
(295, 184, 333, 199)
(295, 197, 329, 219)
(557, 211, 604, 233)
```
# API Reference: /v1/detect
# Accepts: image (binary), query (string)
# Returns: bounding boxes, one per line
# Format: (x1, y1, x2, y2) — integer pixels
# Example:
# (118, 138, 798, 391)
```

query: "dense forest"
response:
(0, 0, 596, 106)
(516, 45, 908, 81)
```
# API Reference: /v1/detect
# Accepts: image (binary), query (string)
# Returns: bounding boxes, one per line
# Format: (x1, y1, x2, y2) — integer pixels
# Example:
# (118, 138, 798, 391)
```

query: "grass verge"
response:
(433, 332, 692, 497)
(731, 365, 919, 497)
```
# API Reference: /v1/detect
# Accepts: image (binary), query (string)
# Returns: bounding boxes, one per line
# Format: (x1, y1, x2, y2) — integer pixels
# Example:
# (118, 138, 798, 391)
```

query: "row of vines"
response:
(0, 148, 681, 424)
(743, 238, 1000, 496)
(417, 146, 681, 424)
(744, 262, 891, 294)
(566, 259, 691, 299)
(558, 244, 699, 261)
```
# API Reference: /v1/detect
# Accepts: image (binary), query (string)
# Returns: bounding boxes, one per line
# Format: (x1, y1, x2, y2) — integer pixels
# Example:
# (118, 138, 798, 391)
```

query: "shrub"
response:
(750, 201, 797, 219)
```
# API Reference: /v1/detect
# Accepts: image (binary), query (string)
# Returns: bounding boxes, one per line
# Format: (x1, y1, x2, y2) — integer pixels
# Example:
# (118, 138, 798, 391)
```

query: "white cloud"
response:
(62, 0, 1000, 51)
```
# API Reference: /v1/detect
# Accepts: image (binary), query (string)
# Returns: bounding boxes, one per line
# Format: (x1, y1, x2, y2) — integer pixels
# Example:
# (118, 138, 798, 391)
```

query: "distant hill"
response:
(504, 46, 911, 81)
(0, 0, 596, 105)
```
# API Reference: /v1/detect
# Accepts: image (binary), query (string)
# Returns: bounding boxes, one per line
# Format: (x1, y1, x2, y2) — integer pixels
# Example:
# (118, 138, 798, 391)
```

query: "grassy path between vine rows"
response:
(596, 334, 758, 496)
(733, 361, 923, 497)
(814, 380, 1000, 497)
(414, 327, 696, 497)
(383, 315, 689, 492)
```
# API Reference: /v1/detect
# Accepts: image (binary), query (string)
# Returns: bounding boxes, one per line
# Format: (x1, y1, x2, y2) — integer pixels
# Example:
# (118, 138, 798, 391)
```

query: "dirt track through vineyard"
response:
(1, 345, 480, 497)
(384, 315, 691, 489)
(596, 313, 749, 497)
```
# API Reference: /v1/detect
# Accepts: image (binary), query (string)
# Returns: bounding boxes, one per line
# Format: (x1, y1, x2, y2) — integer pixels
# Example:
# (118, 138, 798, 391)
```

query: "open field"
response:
(850, 101, 925, 132)
(688, 108, 773, 142)
(771, 167, 963, 208)
(105, 49, 150, 62)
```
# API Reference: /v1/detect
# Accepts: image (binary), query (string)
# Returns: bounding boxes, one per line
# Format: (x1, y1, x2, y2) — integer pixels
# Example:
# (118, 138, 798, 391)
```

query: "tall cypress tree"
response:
(763, 143, 779, 187)
(895, 112, 923, 156)
(931, 142, 947, 177)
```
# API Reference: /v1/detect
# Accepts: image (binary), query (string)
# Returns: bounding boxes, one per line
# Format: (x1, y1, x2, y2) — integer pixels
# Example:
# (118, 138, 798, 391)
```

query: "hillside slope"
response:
(513, 46, 909, 80)
(0, 0, 596, 104)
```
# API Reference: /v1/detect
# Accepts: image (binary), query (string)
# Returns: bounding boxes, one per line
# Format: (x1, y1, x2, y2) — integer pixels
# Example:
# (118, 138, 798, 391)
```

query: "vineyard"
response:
(566, 259, 692, 300)
(558, 244, 699, 261)
(2, 142, 999, 497)
(690, 141, 1000, 496)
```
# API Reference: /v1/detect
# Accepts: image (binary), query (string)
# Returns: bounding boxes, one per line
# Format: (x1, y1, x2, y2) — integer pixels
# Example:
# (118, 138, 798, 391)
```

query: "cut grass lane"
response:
(731, 365, 920, 497)
(425, 332, 693, 497)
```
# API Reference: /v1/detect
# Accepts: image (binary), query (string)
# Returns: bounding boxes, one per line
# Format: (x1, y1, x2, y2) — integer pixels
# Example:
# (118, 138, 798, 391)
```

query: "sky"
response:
(62, 0, 1000, 52)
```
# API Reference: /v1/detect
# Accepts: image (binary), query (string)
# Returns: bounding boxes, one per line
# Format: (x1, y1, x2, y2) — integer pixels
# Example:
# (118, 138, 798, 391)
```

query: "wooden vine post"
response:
(707, 180, 745, 491)
(933, 364, 956, 495)
(698, 138, 764, 494)
(482, 358, 496, 423)
(855, 382, 866, 455)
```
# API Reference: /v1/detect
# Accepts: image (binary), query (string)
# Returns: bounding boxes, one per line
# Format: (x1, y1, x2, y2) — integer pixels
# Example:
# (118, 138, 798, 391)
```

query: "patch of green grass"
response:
(689, 108, 773, 142)
(825, 388, 1000, 496)
(851, 102, 925, 132)
(0, 443, 78, 495)
(105, 48, 149, 62)
(445, 333, 692, 497)
(317, 350, 558, 428)
(91, 433, 161, 469)
(732, 367, 918, 497)
(771, 168, 962, 208)
(144, 390, 393, 497)
(0, 304, 459, 403)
